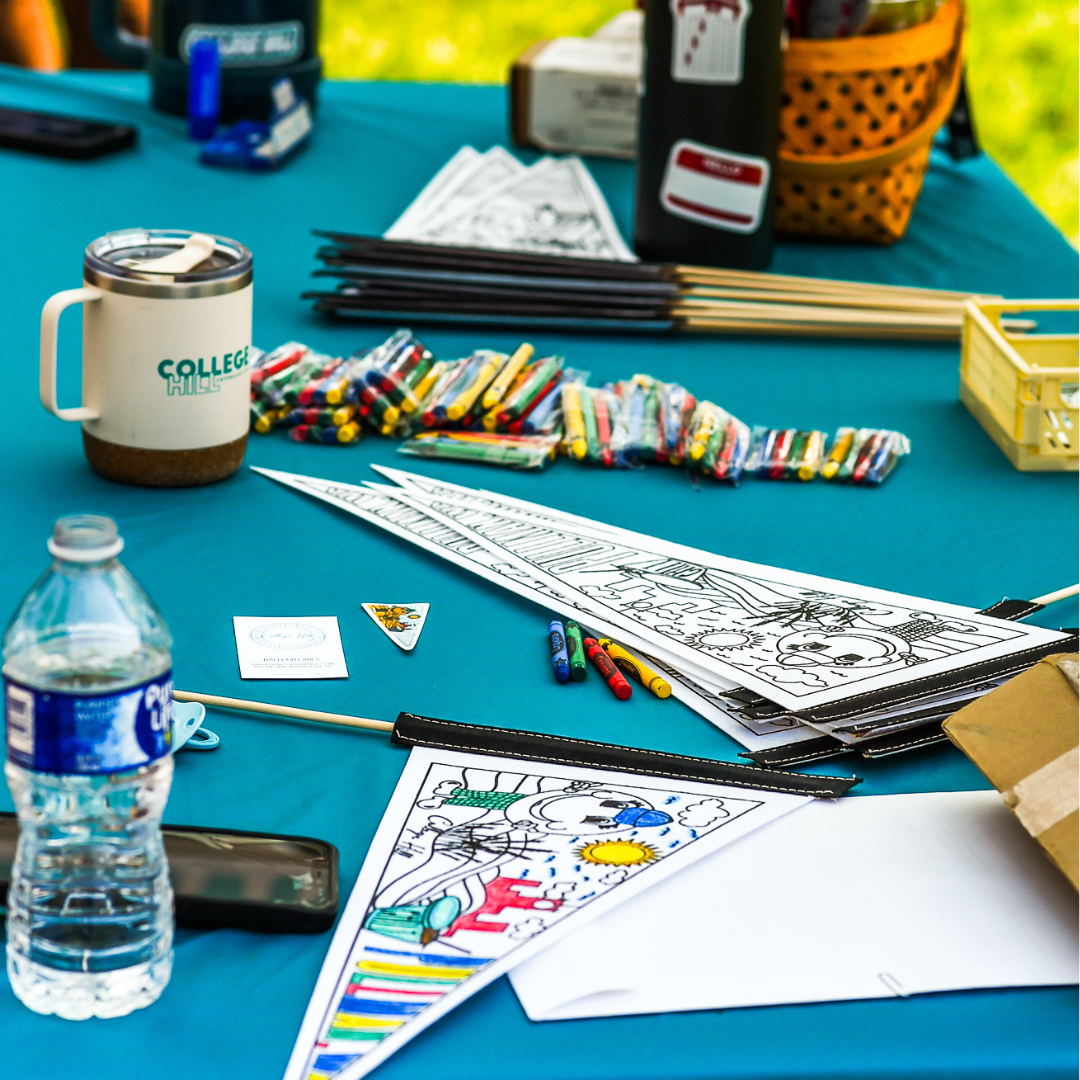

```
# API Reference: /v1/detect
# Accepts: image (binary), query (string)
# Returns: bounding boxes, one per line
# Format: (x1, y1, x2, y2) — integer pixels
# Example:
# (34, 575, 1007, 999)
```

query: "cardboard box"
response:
(943, 653, 1079, 889)
(510, 13, 642, 159)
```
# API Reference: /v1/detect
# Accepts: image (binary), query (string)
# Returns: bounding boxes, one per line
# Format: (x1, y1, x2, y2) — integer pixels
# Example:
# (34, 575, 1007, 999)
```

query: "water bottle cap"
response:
(47, 514, 125, 562)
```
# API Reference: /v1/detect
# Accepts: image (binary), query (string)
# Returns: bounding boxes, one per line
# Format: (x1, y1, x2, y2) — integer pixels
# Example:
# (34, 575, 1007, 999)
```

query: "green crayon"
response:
(565, 621, 588, 681)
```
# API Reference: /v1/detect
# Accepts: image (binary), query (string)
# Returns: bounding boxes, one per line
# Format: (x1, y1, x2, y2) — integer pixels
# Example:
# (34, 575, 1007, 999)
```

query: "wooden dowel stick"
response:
(172, 690, 394, 733)
(1030, 584, 1080, 606)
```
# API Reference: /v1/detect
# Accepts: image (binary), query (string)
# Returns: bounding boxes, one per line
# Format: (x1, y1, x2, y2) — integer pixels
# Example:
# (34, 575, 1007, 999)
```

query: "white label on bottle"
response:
(669, 0, 751, 84)
(179, 22, 305, 67)
(660, 140, 770, 233)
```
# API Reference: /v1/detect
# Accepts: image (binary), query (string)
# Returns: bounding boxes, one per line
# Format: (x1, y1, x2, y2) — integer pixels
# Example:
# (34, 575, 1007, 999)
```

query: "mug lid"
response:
(84, 228, 252, 298)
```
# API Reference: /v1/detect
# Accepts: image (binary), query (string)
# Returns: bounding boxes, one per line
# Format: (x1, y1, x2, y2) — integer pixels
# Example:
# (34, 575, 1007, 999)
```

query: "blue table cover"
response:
(0, 65, 1076, 1080)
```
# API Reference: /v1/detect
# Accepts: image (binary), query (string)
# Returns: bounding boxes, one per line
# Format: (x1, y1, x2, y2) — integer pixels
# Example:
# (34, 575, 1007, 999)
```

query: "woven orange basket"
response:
(776, 0, 964, 243)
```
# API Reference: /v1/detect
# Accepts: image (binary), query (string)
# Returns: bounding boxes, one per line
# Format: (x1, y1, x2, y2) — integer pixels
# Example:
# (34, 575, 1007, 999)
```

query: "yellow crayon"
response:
(253, 405, 288, 434)
(332, 404, 355, 427)
(337, 422, 361, 443)
(562, 385, 588, 460)
(689, 410, 717, 462)
(822, 429, 855, 480)
(598, 639, 672, 698)
(446, 352, 504, 421)
(482, 358, 540, 431)
(408, 360, 447, 413)
(324, 376, 351, 405)
(798, 430, 826, 481)
(482, 343, 534, 410)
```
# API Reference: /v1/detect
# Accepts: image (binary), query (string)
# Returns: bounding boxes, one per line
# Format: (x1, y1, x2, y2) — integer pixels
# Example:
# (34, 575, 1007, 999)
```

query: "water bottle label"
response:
(4, 673, 173, 774)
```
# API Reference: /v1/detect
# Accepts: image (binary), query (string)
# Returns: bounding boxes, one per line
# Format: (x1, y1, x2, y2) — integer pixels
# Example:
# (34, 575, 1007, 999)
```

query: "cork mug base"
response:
(83, 430, 247, 488)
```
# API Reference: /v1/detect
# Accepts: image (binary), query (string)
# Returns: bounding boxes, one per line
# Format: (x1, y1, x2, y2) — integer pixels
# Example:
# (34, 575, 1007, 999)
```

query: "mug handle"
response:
(40, 286, 105, 422)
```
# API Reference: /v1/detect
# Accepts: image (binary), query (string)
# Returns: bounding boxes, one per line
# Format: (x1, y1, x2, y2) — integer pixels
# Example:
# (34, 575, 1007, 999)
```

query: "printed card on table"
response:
(233, 616, 349, 679)
(284, 746, 806, 1080)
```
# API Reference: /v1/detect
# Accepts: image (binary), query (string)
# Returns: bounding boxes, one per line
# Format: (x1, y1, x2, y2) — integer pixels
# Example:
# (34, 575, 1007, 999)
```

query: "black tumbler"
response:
(634, 0, 785, 270)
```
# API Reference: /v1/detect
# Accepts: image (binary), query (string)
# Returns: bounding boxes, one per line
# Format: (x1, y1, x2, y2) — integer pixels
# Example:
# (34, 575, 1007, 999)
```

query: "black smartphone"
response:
(0, 812, 338, 934)
(0, 106, 137, 160)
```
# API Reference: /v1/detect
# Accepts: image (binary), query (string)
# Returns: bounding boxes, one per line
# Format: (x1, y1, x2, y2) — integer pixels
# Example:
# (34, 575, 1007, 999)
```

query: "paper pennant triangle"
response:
(284, 745, 807, 1080)
(362, 603, 429, 651)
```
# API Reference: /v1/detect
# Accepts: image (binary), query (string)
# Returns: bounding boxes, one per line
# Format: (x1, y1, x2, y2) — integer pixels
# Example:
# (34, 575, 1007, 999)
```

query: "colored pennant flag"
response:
(284, 746, 807, 1080)
(362, 603, 430, 651)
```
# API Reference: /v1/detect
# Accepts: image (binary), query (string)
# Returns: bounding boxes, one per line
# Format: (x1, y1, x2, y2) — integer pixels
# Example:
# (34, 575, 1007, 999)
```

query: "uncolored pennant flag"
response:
(362, 603, 430, 651)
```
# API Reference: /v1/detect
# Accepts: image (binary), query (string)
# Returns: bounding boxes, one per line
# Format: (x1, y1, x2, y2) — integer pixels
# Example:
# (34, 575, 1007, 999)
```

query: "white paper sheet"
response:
(399, 153, 637, 262)
(385, 146, 527, 239)
(284, 746, 807, 1080)
(232, 615, 348, 679)
(363, 482, 1065, 713)
(509, 790, 1080, 1019)
(251, 468, 814, 750)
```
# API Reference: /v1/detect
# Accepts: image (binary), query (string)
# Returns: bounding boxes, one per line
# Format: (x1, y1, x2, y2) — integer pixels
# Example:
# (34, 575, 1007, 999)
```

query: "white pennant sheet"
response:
(251, 467, 814, 750)
(284, 746, 807, 1080)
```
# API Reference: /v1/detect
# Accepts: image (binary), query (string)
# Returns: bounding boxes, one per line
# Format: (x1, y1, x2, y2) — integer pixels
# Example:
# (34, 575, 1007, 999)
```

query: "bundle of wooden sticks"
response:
(304, 233, 1005, 341)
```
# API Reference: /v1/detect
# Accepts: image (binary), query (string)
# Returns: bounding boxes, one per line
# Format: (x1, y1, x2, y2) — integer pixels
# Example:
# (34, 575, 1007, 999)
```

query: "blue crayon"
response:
(520, 382, 562, 435)
(548, 619, 570, 683)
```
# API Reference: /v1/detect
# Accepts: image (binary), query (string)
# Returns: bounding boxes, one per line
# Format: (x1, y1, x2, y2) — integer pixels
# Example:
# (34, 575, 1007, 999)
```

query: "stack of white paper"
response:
(385, 145, 637, 262)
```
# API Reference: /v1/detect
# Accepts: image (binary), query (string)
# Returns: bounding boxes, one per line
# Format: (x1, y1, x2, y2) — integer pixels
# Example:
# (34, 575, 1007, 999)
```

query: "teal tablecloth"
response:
(0, 65, 1076, 1080)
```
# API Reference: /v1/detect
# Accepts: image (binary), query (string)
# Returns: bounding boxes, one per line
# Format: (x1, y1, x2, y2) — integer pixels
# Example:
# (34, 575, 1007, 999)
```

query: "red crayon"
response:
(582, 637, 632, 700)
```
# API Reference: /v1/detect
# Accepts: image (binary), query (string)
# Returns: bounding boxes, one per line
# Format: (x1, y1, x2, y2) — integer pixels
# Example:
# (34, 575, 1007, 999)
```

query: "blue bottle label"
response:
(4, 673, 173, 774)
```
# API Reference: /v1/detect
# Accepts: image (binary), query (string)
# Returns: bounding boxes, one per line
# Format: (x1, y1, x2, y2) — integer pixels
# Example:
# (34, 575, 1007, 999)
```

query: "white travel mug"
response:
(40, 228, 253, 487)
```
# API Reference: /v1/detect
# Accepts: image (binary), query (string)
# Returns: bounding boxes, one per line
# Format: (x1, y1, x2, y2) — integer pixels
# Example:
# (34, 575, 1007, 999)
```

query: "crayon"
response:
(797, 430, 826, 481)
(582, 637, 632, 700)
(482, 342, 534, 409)
(822, 428, 855, 480)
(398, 438, 551, 468)
(852, 430, 887, 483)
(410, 359, 447, 410)
(769, 429, 795, 479)
(689, 407, 717, 462)
(561, 385, 588, 460)
(519, 381, 562, 435)
(593, 391, 613, 467)
(581, 387, 601, 461)
(565, 621, 588, 682)
(446, 351, 504, 421)
(250, 343, 308, 388)
(784, 431, 810, 480)
(598, 639, 671, 698)
(482, 359, 539, 431)
(427, 353, 484, 424)
(497, 357, 561, 424)
(507, 372, 563, 434)
(863, 431, 898, 483)
(640, 384, 660, 461)
(548, 620, 571, 683)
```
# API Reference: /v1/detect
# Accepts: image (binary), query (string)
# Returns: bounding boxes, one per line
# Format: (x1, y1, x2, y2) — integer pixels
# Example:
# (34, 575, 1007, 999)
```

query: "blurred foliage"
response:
(321, 0, 1078, 245)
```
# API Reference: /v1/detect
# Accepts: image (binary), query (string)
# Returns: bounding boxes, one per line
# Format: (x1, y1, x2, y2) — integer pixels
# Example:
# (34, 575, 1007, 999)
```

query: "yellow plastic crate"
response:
(959, 299, 1079, 471)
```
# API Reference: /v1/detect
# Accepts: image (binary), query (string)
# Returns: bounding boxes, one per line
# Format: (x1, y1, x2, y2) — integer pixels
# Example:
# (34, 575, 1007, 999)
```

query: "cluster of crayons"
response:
(547, 619, 672, 701)
(248, 330, 909, 484)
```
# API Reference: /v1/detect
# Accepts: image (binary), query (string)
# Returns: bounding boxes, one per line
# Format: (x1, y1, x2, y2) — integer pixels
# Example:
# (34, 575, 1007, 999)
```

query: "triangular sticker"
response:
(284, 746, 807, 1080)
(362, 603, 429, 651)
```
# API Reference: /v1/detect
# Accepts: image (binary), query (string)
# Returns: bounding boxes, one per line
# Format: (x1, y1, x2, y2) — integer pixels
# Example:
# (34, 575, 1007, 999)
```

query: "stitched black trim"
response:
(793, 635, 1077, 724)
(739, 735, 851, 767)
(857, 723, 949, 758)
(976, 599, 1045, 621)
(391, 713, 861, 798)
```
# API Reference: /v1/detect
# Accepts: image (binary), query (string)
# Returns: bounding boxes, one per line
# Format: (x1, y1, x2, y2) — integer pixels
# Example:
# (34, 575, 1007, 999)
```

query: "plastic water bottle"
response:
(3, 515, 174, 1019)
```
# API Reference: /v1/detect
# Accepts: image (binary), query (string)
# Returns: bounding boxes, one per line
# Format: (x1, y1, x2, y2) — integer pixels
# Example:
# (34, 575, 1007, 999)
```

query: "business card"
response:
(233, 616, 349, 679)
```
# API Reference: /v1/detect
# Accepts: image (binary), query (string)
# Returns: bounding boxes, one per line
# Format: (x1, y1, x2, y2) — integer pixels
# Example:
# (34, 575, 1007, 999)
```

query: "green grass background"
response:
(320, 0, 1078, 246)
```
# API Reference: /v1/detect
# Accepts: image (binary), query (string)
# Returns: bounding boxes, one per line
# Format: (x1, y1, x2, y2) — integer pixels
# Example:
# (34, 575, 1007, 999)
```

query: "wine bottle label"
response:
(4, 673, 173, 774)
(670, 0, 751, 84)
(660, 140, 771, 233)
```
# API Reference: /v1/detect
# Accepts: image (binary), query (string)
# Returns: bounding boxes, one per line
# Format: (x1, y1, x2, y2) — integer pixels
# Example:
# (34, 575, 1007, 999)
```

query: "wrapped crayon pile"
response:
(249, 330, 909, 485)
(548, 619, 672, 702)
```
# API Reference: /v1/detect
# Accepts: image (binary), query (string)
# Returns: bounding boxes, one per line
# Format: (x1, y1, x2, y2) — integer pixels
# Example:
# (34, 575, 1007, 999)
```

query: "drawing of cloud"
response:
(508, 917, 547, 940)
(677, 798, 730, 829)
(544, 881, 580, 900)
(757, 664, 828, 687)
(599, 868, 630, 886)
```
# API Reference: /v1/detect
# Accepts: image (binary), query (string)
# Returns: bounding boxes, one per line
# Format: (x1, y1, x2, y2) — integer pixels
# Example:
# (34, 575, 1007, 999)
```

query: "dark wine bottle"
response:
(634, 0, 785, 269)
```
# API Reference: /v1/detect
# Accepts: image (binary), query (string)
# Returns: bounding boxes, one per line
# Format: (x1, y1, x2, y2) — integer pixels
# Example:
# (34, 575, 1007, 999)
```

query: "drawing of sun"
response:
(576, 840, 660, 866)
